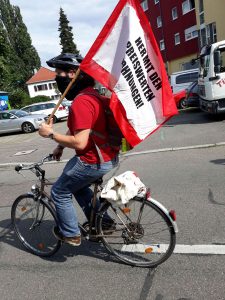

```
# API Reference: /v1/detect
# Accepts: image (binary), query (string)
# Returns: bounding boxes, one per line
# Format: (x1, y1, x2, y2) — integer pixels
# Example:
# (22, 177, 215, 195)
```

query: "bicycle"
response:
(11, 154, 178, 268)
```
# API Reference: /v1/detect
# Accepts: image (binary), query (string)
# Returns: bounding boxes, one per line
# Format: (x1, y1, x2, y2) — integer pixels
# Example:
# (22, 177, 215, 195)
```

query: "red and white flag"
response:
(80, 0, 178, 147)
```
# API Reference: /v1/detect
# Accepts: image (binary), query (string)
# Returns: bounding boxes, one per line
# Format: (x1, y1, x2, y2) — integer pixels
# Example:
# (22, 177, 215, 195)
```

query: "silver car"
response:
(0, 109, 47, 134)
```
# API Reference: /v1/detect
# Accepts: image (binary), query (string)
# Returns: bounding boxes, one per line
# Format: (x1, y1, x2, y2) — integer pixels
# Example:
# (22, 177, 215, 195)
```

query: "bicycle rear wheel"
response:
(11, 194, 61, 257)
(97, 198, 176, 267)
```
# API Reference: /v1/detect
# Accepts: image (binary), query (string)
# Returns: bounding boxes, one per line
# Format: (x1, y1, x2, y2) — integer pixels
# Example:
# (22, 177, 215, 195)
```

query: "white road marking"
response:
(14, 149, 37, 156)
(174, 244, 225, 255)
(121, 244, 225, 255)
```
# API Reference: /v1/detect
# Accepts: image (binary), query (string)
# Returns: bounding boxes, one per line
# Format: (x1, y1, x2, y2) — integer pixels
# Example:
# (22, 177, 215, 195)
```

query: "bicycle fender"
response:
(149, 197, 179, 233)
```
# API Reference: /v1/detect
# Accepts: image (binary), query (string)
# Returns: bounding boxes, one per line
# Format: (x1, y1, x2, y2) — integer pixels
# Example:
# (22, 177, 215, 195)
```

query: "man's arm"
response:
(53, 129, 90, 150)
(38, 119, 90, 151)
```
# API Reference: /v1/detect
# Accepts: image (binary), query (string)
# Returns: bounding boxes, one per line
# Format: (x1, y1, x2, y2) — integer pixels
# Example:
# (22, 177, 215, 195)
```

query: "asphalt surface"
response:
(1, 108, 225, 300)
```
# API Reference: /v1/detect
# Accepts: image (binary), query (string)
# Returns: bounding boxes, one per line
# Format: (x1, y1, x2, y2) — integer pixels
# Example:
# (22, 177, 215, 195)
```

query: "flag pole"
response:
(47, 68, 80, 124)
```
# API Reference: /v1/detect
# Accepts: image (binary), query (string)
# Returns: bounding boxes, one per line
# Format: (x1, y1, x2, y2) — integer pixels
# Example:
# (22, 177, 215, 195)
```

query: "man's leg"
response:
(51, 155, 119, 237)
(51, 175, 81, 238)
(75, 187, 95, 221)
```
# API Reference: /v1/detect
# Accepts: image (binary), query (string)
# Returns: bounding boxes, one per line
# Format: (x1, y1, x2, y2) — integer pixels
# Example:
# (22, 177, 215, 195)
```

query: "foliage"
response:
(0, 0, 41, 105)
(58, 8, 80, 54)
(9, 93, 51, 109)
(8, 89, 30, 109)
(30, 95, 51, 103)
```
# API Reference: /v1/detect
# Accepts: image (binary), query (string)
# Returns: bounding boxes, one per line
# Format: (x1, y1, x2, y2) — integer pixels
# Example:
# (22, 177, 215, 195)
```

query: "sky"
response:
(10, 0, 119, 67)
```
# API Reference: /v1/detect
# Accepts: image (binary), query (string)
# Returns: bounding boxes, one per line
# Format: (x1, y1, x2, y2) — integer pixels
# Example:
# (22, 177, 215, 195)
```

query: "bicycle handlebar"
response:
(15, 154, 54, 173)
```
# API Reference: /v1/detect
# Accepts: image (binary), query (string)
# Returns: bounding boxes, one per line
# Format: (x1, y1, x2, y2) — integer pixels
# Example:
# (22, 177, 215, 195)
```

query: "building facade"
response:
(26, 67, 60, 100)
(140, 0, 199, 74)
(195, 0, 225, 48)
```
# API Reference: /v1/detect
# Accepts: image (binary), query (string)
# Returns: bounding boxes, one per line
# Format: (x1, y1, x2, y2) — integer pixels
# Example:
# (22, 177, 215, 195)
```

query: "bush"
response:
(9, 89, 30, 108)
(31, 95, 51, 103)
(9, 89, 52, 109)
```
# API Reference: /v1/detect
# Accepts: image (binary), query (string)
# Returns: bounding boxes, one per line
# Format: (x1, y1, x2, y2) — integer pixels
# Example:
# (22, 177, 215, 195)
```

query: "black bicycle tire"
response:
(11, 193, 61, 257)
(97, 198, 176, 268)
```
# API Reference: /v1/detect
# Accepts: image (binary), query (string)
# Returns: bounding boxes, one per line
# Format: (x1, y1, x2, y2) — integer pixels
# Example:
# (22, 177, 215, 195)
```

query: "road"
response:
(0, 108, 225, 300)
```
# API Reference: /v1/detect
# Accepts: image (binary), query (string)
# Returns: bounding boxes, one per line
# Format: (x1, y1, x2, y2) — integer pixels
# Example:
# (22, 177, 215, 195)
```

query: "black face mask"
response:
(55, 75, 82, 100)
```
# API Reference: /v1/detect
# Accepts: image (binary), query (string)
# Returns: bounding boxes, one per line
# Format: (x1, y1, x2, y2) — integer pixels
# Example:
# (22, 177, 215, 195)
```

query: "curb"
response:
(1, 142, 225, 168)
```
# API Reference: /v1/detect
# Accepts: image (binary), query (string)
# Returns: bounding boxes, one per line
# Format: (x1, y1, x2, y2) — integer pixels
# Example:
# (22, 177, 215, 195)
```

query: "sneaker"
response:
(53, 226, 81, 247)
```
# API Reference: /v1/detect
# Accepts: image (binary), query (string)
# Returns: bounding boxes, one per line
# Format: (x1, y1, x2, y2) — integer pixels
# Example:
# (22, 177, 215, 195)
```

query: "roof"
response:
(26, 67, 56, 85)
(22, 100, 58, 108)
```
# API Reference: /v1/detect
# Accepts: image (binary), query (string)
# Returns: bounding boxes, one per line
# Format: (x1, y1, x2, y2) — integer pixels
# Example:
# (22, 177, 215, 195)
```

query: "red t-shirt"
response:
(67, 87, 118, 164)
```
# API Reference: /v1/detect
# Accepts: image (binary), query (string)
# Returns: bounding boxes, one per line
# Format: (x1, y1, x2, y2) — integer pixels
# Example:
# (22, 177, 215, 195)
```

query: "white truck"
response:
(198, 40, 225, 114)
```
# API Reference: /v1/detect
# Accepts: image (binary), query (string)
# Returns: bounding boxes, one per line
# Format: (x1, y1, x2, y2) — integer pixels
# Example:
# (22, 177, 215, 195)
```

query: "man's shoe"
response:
(53, 226, 81, 247)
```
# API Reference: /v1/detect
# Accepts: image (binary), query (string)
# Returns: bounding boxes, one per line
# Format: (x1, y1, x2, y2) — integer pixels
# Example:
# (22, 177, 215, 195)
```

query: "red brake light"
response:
(58, 106, 65, 110)
(169, 210, 176, 221)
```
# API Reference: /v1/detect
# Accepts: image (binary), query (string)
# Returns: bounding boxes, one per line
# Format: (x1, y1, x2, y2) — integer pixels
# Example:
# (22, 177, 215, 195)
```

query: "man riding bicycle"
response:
(38, 53, 119, 246)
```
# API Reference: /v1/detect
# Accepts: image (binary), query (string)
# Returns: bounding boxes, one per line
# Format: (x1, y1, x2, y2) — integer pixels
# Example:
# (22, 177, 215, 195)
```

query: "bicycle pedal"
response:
(88, 235, 101, 243)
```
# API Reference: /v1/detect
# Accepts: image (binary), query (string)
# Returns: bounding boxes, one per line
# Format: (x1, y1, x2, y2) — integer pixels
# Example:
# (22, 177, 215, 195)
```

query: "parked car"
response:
(173, 89, 186, 109)
(185, 81, 200, 108)
(62, 99, 72, 108)
(21, 100, 68, 123)
(170, 68, 199, 94)
(0, 109, 47, 134)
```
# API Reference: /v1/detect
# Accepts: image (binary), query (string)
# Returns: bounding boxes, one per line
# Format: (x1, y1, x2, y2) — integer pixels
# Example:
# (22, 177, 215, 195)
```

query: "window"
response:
(200, 27, 207, 47)
(141, 0, 148, 11)
(174, 33, 180, 45)
(51, 95, 59, 100)
(212, 23, 217, 43)
(34, 84, 48, 91)
(160, 40, 165, 51)
(0, 113, 11, 120)
(198, 0, 204, 25)
(218, 47, 225, 73)
(199, 12, 205, 25)
(182, 0, 195, 15)
(45, 103, 55, 109)
(185, 25, 198, 41)
(172, 7, 178, 20)
(154, 0, 159, 4)
(200, 53, 210, 77)
(157, 16, 162, 28)
(206, 23, 217, 45)
(176, 72, 198, 84)
(199, 0, 204, 13)
(29, 105, 45, 112)
(22, 107, 31, 113)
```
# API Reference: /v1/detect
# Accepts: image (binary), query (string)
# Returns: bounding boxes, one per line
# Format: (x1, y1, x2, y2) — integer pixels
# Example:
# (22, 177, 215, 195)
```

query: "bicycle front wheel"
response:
(11, 194, 61, 257)
(97, 198, 176, 268)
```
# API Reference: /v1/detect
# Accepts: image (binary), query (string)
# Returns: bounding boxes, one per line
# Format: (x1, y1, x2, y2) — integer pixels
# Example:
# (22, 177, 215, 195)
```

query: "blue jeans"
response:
(51, 155, 119, 237)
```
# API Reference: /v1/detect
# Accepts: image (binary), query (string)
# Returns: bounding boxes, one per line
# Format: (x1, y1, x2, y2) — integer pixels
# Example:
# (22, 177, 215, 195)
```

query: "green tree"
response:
(0, 23, 11, 90)
(58, 8, 79, 54)
(13, 6, 41, 81)
(0, 0, 41, 103)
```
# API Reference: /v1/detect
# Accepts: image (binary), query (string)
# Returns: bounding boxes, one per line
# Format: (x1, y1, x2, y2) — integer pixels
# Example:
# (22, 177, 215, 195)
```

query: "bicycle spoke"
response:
(98, 198, 176, 267)
(12, 195, 61, 256)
